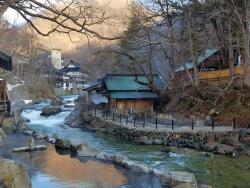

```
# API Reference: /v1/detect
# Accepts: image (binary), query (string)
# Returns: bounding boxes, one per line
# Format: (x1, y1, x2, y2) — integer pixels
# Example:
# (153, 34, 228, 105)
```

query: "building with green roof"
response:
(85, 74, 165, 113)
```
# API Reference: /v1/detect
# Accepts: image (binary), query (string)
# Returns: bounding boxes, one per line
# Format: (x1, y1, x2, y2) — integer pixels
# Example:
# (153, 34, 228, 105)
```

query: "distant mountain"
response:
(28, 0, 130, 53)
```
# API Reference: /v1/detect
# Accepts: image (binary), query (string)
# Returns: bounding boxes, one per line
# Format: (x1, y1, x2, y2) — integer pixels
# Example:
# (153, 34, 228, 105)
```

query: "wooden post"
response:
(155, 116, 158, 130)
(143, 116, 146, 128)
(233, 118, 236, 129)
(191, 119, 194, 130)
(134, 117, 136, 127)
(119, 114, 122, 123)
(212, 118, 215, 130)
(112, 113, 115, 121)
(172, 119, 174, 130)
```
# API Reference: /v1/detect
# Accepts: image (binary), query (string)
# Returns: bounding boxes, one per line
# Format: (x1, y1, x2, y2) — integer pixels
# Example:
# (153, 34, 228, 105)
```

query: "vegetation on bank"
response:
(164, 83, 250, 122)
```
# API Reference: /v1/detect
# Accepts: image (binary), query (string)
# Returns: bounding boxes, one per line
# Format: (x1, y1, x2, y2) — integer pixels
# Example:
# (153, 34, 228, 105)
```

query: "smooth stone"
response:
(13, 145, 47, 152)
(40, 106, 62, 117)
(47, 138, 56, 144)
(96, 152, 115, 161)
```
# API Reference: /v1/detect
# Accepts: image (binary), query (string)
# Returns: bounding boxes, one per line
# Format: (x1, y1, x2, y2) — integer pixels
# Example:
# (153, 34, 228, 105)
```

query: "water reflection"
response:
(0, 134, 168, 188)
(42, 146, 127, 188)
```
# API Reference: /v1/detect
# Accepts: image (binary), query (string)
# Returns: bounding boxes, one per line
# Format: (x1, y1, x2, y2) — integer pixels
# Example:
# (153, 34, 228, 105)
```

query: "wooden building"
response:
(84, 74, 165, 113)
(176, 48, 244, 85)
(54, 60, 88, 93)
(0, 51, 12, 115)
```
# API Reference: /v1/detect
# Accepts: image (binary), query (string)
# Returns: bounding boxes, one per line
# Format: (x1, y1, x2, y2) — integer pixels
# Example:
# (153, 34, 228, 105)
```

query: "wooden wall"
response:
(110, 99, 153, 113)
(198, 65, 244, 80)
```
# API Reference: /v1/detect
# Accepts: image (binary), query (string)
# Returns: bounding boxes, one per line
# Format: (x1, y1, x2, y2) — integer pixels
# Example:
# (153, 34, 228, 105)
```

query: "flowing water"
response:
(6, 95, 250, 188)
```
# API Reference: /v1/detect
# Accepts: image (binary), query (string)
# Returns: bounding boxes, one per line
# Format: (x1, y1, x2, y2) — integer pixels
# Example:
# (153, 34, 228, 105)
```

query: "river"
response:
(2, 95, 250, 188)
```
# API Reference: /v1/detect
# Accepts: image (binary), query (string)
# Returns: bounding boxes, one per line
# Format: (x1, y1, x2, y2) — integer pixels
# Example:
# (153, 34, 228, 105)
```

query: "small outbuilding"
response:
(85, 74, 165, 113)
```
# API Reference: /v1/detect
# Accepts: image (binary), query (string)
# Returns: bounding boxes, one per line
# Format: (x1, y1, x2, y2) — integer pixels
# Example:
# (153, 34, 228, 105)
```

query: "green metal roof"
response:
(197, 48, 219, 65)
(104, 74, 165, 91)
(110, 91, 158, 99)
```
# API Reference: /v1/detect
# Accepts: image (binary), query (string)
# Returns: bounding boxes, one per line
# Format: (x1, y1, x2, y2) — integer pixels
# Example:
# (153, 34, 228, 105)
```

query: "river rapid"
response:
(1, 95, 250, 188)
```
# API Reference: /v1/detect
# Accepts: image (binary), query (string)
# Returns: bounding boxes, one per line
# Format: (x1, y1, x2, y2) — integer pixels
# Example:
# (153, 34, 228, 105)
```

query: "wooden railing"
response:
(199, 65, 244, 85)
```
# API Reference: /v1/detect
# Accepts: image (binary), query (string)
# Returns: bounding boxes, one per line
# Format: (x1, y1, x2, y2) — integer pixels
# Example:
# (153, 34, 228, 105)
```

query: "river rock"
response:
(152, 169, 197, 188)
(46, 137, 56, 144)
(2, 117, 16, 133)
(0, 159, 31, 188)
(33, 131, 46, 139)
(220, 136, 239, 146)
(114, 154, 129, 164)
(55, 139, 71, 149)
(123, 160, 149, 173)
(153, 139, 163, 145)
(233, 144, 246, 153)
(40, 106, 62, 117)
(96, 152, 115, 161)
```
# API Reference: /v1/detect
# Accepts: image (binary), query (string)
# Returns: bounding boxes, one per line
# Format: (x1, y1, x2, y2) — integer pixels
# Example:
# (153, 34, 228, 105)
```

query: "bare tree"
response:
(0, 0, 121, 40)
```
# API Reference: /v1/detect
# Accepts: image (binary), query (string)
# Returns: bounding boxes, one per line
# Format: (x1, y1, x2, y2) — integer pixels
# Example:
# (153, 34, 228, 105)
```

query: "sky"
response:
(3, 8, 26, 25)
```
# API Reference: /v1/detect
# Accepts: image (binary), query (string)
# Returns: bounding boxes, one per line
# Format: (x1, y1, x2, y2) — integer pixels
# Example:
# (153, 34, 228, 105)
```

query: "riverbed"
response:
(2, 95, 250, 188)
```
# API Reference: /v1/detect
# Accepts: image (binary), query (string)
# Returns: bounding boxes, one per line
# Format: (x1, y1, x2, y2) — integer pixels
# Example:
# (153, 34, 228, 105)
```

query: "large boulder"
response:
(1, 118, 16, 133)
(55, 138, 71, 149)
(40, 106, 62, 117)
(220, 136, 239, 146)
(0, 159, 31, 188)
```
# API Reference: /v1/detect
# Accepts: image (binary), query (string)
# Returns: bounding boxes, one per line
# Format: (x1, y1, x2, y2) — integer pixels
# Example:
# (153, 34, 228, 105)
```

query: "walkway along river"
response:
(3, 95, 249, 188)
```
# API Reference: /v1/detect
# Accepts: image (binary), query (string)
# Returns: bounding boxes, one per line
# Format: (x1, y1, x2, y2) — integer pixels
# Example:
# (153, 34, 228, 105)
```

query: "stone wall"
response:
(88, 116, 249, 155)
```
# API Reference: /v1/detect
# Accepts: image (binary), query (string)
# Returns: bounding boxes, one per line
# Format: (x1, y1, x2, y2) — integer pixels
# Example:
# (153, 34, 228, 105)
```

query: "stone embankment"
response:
(82, 115, 250, 156)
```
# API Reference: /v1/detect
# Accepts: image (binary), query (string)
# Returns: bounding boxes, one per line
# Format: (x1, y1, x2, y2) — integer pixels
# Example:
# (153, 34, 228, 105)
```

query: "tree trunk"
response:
(188, 23, 199, 86)
(0, 0, 16, 17)
(228, 21, 234, 79)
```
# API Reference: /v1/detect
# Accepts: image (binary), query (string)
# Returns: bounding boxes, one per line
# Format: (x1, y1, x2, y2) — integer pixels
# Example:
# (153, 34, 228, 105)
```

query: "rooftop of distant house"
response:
(176, 48, 219, 72)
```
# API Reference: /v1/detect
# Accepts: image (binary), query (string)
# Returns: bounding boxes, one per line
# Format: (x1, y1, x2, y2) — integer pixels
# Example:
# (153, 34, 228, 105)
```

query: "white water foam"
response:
(22, 109, 70, 127)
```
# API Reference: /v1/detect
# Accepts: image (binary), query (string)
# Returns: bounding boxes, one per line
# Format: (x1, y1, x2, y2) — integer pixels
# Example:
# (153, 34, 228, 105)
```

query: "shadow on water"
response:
(0, 134, 170, 188)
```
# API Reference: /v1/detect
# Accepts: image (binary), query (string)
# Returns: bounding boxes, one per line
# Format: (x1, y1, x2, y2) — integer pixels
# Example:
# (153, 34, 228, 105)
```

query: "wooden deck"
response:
(199, 66, 244, 85)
